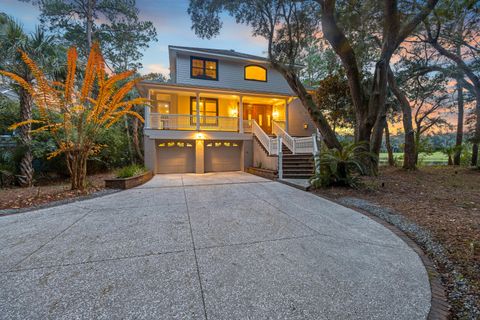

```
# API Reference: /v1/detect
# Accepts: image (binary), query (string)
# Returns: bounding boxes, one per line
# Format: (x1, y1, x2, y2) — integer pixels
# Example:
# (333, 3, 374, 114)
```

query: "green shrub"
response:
(116, 164, 146, 178)
(310, 141, 377, 189)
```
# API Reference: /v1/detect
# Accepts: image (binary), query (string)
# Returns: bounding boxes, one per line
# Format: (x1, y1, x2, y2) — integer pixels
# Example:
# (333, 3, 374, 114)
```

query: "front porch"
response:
(143, 84, 291, 134)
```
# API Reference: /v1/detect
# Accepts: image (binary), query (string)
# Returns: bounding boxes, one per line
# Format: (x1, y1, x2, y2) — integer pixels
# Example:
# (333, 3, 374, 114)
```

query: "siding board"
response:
(175, 53, 293, 95)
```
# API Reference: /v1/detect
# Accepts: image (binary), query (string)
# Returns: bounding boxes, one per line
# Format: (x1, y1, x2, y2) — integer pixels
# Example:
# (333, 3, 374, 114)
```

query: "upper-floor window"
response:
(244, 65, 267, 82)
(191, 56, 218, 80)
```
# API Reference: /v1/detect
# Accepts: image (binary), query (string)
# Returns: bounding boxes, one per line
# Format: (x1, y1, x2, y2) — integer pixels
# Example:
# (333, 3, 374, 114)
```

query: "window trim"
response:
(244, 64, 267, 82)
(190, 97, 219, 126)
(190, 56, 219, 81)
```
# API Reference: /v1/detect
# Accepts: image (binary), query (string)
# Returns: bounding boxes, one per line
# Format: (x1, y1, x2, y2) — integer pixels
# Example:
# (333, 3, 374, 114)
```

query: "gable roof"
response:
(169, 45, 269, 63)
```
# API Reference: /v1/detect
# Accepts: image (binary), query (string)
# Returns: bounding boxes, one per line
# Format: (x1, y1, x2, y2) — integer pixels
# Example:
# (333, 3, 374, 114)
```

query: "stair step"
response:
(283, 174, 312, 179)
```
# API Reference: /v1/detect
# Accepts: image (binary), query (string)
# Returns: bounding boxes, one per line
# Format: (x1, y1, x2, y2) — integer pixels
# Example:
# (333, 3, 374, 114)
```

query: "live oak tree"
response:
(188, 0, 342, 150)
(188, 0, 439, 172)
(0, 44, 148, 190)
(421, 0, 480, 166)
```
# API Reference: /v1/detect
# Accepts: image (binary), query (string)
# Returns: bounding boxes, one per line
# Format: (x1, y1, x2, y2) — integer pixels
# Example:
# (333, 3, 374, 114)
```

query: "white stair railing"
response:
(272, 120, 317, 154)
(252, 120, 278, 155)
(272, 121, 295, 153)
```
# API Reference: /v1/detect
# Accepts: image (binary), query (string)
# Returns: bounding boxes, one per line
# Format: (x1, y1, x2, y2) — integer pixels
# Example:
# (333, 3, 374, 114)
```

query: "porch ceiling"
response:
(136, 81, 294, 100)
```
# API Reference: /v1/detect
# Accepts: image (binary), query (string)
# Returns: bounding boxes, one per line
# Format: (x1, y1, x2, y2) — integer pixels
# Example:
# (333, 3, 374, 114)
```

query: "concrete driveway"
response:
(0, 172, 430, 319)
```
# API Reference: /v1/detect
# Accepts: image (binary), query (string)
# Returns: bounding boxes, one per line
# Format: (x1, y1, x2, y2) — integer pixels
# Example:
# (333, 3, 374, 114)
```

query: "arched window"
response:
(244, 65, 267, 82)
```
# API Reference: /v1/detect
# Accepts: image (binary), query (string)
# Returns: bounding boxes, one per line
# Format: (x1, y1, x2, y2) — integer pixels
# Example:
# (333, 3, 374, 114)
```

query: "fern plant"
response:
(310, 142, 377, 188)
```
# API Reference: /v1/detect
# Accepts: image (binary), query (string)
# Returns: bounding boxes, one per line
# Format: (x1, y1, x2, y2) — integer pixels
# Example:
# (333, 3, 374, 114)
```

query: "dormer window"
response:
(190, 56, 218, 80)
(244, 65, 267, 82)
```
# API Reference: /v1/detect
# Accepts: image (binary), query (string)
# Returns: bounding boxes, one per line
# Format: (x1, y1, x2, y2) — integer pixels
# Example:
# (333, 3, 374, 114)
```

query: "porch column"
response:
(239, 95, 244, 133)
(145, 90, 151, 129)
(284, 98, 289, 134)
(195, 92, 200, 131)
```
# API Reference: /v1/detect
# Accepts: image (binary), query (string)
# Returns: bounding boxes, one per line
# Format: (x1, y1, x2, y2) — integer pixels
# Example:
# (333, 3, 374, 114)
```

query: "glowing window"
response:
(224, 142, 231, 147)
(158, 143, 165, 147)
(167, 142, 175, 147)
(177, 142, 185, 147)
(244, 65, 267, 82)
(191, 56, 218, 80)
(233, 143, 238, 147)
(186, 143, 193, 147)
(206, 143, 213, 147)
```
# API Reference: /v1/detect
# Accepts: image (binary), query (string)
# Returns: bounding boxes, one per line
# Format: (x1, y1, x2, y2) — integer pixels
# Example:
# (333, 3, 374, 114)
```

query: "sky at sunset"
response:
(1, 0, 267, 76)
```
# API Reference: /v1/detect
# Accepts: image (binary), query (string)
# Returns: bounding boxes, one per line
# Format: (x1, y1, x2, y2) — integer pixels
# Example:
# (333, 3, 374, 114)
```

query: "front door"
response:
(244, 104, 272, 134)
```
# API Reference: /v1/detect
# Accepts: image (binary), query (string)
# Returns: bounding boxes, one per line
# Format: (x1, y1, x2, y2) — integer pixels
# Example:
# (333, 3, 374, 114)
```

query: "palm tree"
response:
(0, 14, 59, 186)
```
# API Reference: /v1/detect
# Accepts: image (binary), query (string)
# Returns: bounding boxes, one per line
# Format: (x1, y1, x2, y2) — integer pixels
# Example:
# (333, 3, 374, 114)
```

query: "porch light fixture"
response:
(303, 123, 308, 129)
(272, 110, 279, 119)
(195, 133, 205, 140)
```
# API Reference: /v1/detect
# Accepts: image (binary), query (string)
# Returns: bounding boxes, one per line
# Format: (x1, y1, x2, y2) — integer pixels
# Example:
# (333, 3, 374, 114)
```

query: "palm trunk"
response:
(18, 88, 34, 186)
(385, 123, 395, 166)
(454, 81, 464, 165)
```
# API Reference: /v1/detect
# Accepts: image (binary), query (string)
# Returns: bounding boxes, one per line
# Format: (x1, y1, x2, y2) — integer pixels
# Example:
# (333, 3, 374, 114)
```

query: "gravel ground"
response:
(338, 196, 480, 319)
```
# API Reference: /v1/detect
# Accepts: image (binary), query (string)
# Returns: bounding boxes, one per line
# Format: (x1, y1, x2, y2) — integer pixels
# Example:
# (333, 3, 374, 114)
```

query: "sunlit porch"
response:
(144, 86, 290, 134)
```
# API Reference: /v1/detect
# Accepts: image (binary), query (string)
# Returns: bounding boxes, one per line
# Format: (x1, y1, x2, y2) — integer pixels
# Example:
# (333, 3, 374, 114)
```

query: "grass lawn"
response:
(379, 152, 448, 164)
(312, 166, 480, 317)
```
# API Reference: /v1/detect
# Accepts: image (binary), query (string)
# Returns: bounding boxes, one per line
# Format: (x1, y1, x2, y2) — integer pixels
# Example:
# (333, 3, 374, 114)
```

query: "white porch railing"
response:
(149, 113, 238, 132)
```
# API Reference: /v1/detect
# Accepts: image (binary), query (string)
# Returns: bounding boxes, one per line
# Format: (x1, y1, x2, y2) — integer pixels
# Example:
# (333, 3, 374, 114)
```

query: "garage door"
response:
(156, 140, 195, 173)
(205, 141, 241, 172)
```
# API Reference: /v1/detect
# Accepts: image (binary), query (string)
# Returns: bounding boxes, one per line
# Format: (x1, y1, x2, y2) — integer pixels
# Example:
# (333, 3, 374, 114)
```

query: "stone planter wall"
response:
(105, 171, 153, 189)
(246, 167, 277, 180)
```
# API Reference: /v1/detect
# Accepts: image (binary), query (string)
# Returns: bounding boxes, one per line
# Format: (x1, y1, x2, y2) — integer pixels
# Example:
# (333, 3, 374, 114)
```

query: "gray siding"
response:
(175, 53, 293, 95)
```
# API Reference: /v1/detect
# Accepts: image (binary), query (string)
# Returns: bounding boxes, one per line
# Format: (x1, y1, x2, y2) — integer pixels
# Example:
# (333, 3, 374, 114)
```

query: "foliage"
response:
(313, 74, 354, 133)
(0, 43, 148, 190)
(116, 163, 146, 178)
(310, 142, 377, 189)
(23, 0, 157, 72)
(440, 145, 463, 165)
(0, 97, 20, 134)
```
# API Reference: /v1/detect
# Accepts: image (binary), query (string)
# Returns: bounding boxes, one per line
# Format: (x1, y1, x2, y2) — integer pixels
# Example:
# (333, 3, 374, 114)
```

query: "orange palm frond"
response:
(0, 70, 36, 97)
(80, 42, 100, 101)
(9, 119, 44, 130)
(64, 47, 77, 104)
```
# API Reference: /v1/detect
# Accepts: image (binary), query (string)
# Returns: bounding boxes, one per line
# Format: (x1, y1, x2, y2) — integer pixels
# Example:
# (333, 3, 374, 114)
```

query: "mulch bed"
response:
(0, 172, 115, 210)
(312, 166, 480, 319)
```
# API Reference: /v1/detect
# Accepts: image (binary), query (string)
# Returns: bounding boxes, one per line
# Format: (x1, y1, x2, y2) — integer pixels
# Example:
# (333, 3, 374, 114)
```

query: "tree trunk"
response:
(124, 116, 134, 164)
(454, 81, 464, 165)
(472, 143, 479, 167)
(472, 99, 480, 166)
(384, 123, 395, 166)
(414, 131, 421, 165)
(66, 150, 88, 191)
(86, 0, 94, 51)
(132, 117, 143, 161)
(387, 67, 416, 170)
(17, 88, 34, 187)
(272, 63, 341, 150)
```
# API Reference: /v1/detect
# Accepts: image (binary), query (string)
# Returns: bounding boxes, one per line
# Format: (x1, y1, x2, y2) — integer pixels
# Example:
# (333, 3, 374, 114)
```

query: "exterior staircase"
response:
(281, 145, 314, 179)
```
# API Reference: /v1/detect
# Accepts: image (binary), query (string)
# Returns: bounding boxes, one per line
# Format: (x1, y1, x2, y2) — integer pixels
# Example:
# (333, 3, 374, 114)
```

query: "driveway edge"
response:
(311, 193, 451, 320)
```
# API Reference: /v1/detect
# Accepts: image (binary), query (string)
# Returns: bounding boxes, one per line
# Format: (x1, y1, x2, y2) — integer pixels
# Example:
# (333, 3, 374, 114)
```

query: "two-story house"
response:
(137, 46, 318, 177)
